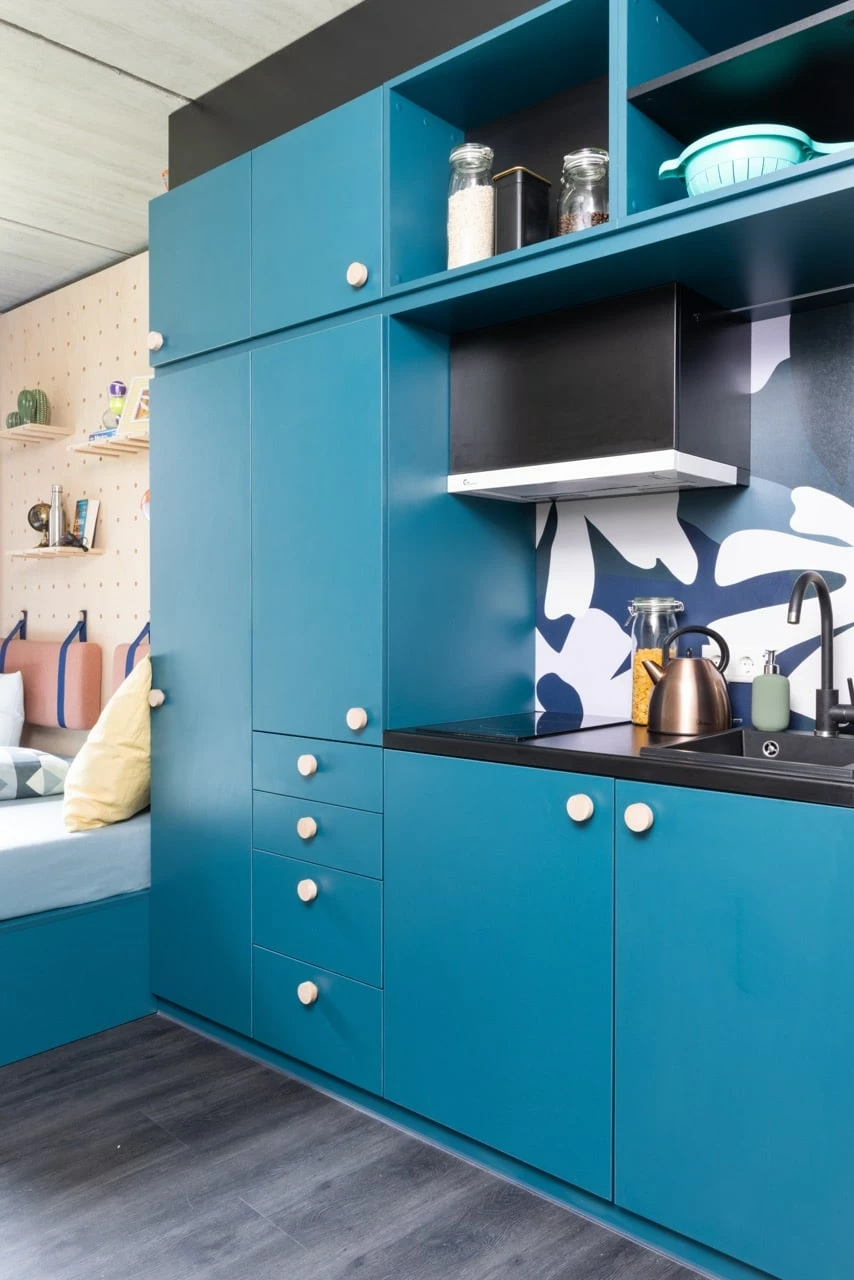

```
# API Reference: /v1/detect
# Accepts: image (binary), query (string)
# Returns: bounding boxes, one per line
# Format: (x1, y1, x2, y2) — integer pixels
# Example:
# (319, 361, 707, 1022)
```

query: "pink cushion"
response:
(112, 642, 151, 697)
(3, 639, 102, 730)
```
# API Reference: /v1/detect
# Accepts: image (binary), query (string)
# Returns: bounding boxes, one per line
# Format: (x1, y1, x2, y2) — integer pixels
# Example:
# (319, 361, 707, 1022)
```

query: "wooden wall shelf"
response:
(0, 423, 72, 445)
(69, 432, 149, 458)
(9, 547, 106, 560)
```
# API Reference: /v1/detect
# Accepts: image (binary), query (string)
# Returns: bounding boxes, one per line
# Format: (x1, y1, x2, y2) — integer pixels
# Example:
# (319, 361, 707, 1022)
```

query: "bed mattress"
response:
(0, 797, 150, 921)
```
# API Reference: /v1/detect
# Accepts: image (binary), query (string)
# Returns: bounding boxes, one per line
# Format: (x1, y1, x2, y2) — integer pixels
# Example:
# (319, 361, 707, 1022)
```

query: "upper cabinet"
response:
(251, 91, 384, 336)
(149, 154, 251, 366)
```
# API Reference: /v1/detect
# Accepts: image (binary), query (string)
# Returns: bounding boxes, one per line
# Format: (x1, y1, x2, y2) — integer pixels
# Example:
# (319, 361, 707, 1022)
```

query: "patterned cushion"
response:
(0, 748, 69, 801)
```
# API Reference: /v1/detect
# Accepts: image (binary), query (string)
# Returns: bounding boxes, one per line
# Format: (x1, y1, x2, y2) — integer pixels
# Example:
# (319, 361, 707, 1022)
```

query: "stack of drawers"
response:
(251, 732, 383, 1094)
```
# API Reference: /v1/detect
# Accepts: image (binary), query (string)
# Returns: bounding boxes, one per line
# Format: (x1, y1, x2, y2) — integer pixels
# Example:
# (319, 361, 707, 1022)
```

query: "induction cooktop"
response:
(412, 712, 629, 742)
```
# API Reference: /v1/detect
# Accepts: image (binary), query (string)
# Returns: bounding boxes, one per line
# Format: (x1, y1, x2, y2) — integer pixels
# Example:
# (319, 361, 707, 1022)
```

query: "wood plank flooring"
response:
(0, 1016, 707, 1280)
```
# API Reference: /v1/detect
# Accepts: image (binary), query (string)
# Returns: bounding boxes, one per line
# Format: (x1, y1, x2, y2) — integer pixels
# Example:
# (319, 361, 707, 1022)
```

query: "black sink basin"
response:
(642, 728, 854, 777)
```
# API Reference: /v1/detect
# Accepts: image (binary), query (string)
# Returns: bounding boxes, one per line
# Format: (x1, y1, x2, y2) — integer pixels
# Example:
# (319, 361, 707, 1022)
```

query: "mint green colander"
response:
(659, 125, 854, 196)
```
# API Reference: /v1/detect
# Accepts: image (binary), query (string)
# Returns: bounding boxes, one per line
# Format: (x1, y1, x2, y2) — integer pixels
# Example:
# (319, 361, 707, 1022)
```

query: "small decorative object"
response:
(14, 389, 50, 425)
(17, 390, 37, 423)
(140, 488, 150, 523)
(73, 497, 100, 549)
(447, 143, 495, 270)
(5, 412, 22, 430)
(27, 501, 51, 548)
(56, 532, 88, 551)
(90, 426, 119, 441)
(118, 375, 150, 434)
(48, 484, 66, 547)
(32, 388, 50, 425)
(558, 148, 609, 234)
(659, 125, 854, 197)
(493, 166, 551, 254)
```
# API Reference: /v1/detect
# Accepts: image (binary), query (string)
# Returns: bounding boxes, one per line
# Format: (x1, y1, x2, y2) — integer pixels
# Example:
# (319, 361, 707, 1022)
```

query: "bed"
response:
(0, 618, 154, 1068)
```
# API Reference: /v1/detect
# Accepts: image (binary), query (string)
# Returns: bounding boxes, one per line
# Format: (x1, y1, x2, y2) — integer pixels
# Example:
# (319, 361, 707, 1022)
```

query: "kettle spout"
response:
(641, 658, 665, 685)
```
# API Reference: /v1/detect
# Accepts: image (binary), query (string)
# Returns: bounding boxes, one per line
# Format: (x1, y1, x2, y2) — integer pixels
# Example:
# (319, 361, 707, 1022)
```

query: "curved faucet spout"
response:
(787, 571, 834, 692)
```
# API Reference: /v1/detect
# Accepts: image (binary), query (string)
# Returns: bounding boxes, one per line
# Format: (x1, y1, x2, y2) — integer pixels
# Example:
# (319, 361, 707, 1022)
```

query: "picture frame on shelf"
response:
(117, 376, 150, 436)
(73, 498, 100, 548)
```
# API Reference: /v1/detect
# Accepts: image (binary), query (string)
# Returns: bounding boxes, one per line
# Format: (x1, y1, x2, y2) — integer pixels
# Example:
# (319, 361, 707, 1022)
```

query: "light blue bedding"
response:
(0, 797, 150, 921)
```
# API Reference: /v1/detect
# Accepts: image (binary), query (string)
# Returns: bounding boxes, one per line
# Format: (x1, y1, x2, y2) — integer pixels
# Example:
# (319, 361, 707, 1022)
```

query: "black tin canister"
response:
(493, 166, 551, 253)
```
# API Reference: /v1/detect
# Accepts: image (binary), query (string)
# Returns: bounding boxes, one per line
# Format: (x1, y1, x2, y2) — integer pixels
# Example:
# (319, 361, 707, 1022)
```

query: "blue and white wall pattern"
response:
(536, 302, 854, 729)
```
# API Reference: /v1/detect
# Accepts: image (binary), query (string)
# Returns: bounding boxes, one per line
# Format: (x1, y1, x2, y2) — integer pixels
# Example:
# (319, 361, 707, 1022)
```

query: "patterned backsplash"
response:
(536, 301, 854, 729)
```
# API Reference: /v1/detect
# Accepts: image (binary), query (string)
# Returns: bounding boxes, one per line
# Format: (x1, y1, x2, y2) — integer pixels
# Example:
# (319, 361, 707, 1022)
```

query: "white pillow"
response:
(0, 672, 24, 747)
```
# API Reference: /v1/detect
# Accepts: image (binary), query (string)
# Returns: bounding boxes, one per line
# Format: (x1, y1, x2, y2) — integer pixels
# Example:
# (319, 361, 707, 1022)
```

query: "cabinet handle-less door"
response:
(296, 816, 318, 841)
(297, 879, 318, 903)
(346, 706, 368, 732)
(346, 262, 369, 289)
(297, 754, 318, 778)
(148, 330, 165, 352)
(624, 802, 655, 833)
(566, 794, 595, 823)
(297, 981, 319, 1006)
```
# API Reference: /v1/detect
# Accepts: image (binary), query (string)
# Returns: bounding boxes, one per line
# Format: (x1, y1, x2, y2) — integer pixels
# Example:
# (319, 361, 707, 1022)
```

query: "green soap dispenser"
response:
(751, 650, 790, 732)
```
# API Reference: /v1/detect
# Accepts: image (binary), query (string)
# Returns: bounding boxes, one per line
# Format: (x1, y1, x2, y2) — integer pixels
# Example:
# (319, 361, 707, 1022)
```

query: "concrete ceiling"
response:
(0, 0, 363, 311)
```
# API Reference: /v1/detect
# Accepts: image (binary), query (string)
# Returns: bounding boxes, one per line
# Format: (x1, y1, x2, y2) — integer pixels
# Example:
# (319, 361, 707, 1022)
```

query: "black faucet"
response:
(787, 571, 854, 736)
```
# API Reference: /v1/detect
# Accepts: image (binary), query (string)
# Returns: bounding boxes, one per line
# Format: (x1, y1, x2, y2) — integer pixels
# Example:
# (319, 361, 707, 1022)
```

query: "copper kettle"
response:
(642, 626, 732, 736)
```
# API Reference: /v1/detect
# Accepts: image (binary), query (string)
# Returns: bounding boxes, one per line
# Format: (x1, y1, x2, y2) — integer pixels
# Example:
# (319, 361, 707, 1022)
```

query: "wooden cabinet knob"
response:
(148, 330, 165, 351)
(297, 878, 318, 903)
(297, 980, 319, 1006)
(346, 262, 369, 289)
(624, 802, 655, 834)
(346, 706, 368, 732)
(566, 794, 595, 823)
(297, 754, 318, 778)
(296, 816, 318, 841)
(148, 689, 166, 708)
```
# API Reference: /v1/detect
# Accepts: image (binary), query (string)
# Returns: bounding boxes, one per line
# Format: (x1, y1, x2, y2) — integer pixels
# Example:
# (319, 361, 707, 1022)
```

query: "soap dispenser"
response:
(751, 650, 790, 732)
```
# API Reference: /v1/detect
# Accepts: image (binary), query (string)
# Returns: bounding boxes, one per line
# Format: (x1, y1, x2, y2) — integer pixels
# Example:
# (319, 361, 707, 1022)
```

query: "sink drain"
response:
(762, 740, 780, 759)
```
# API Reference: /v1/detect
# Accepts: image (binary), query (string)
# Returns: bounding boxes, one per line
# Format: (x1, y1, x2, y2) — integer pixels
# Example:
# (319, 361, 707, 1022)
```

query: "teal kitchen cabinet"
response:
(384, 750, 614, 1199)
(149, 154, 251, 365)
(252, 317, 383, 745)
(615, 780, 854, 1280)
(252, 91, 383, 336)
(150, 352, 252, 1035)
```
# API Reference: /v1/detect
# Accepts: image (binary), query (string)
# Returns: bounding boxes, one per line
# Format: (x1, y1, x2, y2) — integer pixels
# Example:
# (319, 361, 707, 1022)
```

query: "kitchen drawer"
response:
(253, 851, 381, 987)
(253, 792, 382, 880)
(253, 947, 382, 1095)
(253, 733, 382, 813)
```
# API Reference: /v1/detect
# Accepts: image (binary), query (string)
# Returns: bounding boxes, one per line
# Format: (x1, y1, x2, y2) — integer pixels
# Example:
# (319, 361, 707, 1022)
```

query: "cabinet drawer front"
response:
(253, 852, 381, 987)
(253, 734, 382, 813)
(254, 948, 381, 1095)
(253, 792, 382, 879)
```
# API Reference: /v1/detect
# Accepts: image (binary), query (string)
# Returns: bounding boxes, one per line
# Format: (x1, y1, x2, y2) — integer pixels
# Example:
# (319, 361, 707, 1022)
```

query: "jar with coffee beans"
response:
(558, 148, 609, 235)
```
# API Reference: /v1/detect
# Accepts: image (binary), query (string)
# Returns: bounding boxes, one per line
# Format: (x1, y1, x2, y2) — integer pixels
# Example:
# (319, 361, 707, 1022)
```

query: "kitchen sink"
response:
(642, 728, 854, 777)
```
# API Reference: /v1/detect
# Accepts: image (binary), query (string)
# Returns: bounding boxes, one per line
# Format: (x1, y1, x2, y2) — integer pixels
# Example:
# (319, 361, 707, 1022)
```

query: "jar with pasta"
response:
(626, 597, 684, 727)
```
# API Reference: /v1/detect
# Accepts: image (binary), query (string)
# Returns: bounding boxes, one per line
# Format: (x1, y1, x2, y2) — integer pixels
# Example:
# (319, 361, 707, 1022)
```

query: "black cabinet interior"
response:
(450, 284, 751, 475)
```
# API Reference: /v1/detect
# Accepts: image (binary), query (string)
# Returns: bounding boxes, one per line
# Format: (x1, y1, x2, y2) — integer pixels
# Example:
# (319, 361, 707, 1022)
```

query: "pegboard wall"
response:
(0, 252, 151, 738)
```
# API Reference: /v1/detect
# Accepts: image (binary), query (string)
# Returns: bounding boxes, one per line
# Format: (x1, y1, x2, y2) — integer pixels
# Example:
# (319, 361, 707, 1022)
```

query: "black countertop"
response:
(383, 723, 854, 808)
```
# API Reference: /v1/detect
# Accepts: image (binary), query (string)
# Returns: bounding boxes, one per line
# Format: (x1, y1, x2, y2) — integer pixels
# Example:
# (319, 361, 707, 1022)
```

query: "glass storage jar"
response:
(627, 597, 684, 727)
(447, 143, 495, 270)
(558, 147, 609, 235)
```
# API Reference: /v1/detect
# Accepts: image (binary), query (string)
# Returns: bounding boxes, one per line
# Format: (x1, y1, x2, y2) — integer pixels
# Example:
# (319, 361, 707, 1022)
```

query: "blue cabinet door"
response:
(252, 317, 383, 744)
(149, 155, 251, 365)
(616, 780, 854, 1280)
(251, 91, 383, 335)
(150, 353, 252, 1035)
(384, 751, 614, 1199)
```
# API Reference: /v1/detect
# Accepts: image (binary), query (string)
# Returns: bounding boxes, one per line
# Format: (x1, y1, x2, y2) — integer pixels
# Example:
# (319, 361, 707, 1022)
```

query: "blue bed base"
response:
(0, 890, 153, 1068)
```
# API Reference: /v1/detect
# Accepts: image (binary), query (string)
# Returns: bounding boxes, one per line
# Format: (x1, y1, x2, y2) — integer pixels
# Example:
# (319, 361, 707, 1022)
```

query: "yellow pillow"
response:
(63, 656, 152, 831)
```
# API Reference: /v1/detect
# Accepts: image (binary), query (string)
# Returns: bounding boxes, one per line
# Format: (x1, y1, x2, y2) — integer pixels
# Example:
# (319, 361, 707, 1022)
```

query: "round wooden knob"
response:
(346, 262, 369, 289)
(297, 878, 318, 903)
(624, 802, 655, 834)
(148, 689, 166, 708)
(566, 794, 595, 823)
(296, 816, 318, 841)
(297, 754, 318, 778)
(297, 981, 319, 1006)
(346, 706, 368, 732)
(148, 330, 165, 351)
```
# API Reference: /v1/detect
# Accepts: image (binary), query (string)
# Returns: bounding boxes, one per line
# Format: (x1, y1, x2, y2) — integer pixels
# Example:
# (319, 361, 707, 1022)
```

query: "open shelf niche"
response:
(386, 0, 612, 289)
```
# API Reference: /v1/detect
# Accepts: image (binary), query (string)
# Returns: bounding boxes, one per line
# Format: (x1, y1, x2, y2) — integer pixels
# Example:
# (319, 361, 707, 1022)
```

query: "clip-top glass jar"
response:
(447, 143, 495, 270)
(626, 597, 684, 726)
(558, 147, 609, 235)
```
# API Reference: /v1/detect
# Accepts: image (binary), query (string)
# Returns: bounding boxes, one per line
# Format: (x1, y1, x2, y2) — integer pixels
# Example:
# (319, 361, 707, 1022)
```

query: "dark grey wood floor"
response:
(0, 1016, 707, 1280)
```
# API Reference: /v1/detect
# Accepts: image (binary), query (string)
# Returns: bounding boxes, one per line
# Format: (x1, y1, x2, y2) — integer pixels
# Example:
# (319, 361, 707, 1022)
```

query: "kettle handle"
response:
(662, 626, 730, 674)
